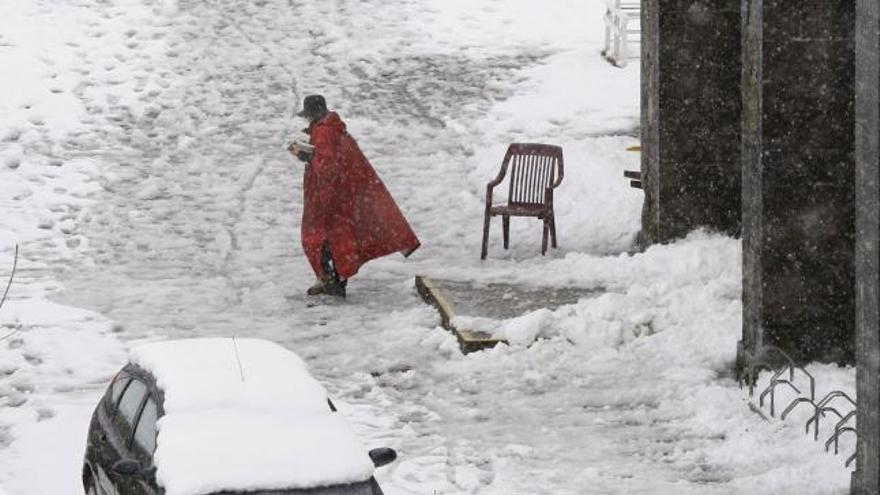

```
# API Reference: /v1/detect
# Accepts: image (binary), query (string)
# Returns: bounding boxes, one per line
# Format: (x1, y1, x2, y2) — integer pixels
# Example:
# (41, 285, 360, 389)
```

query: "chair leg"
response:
(541, 218, 549, 256)
(502, 215, 510, 249)
(550, 214, 557, 248)
(481, 211, 491, 260)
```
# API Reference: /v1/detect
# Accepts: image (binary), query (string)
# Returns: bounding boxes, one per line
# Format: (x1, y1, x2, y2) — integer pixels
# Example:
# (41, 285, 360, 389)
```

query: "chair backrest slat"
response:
(533, 155, 542, 203)
(535, 156, 549, 203)
(508, 155, 517, 201)
(503, 144, 563, 206)
(511, 154, 521, 202)
(529, 154, 538, 203)
(545, 156, 553, 198)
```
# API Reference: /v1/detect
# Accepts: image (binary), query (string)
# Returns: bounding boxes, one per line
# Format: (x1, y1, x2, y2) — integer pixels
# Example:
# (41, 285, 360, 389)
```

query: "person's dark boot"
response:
(307, 279, 329, 296)
(324, 278, 347, 298)
(306, 277, 346, 297)
(315, 242, 346, 297)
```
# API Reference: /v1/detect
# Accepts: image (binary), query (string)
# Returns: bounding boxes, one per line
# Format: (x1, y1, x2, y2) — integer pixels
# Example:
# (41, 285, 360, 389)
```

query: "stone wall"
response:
(740, 0, 856, 364)
(854, 0, 880, 492)
(640, 0, 742, 244)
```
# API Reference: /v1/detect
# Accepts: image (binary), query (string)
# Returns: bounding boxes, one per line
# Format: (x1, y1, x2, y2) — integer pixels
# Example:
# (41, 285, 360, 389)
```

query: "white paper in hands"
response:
(287, 140, 314, 163)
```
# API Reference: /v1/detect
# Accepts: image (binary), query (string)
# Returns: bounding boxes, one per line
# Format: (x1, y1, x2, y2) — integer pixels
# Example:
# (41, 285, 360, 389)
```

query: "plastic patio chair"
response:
(480, 143, 564, 259)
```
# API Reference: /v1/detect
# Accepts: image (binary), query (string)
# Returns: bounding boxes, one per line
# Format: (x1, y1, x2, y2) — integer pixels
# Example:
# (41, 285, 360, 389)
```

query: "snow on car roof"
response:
(130, 338, 329, 414)
(129, 338, 375, 495)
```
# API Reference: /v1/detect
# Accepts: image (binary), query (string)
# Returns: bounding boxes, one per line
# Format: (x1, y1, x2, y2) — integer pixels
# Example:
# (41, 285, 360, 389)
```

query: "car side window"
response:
(117, 379, 147, 426)
(109, 372, 130, 410)
(133, 396, 158, 454)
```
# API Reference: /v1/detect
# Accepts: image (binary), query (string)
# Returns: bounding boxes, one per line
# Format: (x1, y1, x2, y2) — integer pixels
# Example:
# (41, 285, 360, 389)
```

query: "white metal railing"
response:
(602, 0, 641, 67)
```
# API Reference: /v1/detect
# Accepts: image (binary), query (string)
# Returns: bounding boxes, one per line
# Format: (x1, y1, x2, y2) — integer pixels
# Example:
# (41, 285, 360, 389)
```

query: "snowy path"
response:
(0, 0, 854, 494)
(53, 1, 621, 492)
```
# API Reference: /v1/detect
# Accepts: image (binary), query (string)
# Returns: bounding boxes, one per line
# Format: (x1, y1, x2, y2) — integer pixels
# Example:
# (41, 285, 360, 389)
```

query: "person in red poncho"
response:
(288, 95, 420, 298)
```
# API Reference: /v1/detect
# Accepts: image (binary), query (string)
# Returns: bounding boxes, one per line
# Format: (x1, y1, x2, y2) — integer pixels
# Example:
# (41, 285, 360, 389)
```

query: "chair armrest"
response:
(486, 161, 511, 209)
(544, 186, 554, 207)
(487, 159, 510, 189)
(552, 162, 564, 189)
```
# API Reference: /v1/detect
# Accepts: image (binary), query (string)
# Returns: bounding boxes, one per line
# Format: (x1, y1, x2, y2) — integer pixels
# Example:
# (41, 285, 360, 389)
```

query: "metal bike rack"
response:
(746, 346, 857, 468)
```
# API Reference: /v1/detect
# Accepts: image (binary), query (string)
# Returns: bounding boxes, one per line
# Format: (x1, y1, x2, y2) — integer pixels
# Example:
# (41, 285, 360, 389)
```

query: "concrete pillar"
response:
(739, 0, 856, 366)
(640, 0, 742, 244)
(854, 1, 880, 492)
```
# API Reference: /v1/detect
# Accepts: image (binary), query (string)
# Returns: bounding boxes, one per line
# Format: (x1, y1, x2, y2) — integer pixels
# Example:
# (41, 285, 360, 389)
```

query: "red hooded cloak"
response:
(300, 112, 420, 280)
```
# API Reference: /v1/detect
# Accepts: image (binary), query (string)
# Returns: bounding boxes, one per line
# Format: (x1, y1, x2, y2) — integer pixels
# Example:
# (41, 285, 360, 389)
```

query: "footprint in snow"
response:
(0, 426, 11, 447)
(23, 353, 43, 366)
(5, 391, 28, 408)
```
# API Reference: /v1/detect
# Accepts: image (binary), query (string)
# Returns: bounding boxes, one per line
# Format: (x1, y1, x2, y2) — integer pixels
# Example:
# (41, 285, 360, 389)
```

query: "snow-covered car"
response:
(82, 338, 396, 495)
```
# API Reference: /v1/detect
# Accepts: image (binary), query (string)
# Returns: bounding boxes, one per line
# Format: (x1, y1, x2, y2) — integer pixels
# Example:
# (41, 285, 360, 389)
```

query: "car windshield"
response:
(211, 481, 377, 495)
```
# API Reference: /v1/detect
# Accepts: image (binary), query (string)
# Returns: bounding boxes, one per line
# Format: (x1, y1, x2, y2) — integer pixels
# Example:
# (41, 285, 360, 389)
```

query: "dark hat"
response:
(297, 94, 328, 119)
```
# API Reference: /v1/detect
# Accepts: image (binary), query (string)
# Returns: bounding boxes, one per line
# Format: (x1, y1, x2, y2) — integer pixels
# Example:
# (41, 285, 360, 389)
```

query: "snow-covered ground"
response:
(0, 0, 855, 494)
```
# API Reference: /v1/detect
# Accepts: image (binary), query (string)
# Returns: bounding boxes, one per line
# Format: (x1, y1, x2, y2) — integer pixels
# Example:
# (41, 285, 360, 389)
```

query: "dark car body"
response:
(82, 364, 385, 495)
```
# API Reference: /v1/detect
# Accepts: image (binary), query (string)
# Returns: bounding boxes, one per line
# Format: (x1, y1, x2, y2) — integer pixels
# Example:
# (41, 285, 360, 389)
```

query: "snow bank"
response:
(453, 232, 741, 365)
(0, 295, 126, 495)
(435, 232, 853, 493)
(131, 339, 375, 495)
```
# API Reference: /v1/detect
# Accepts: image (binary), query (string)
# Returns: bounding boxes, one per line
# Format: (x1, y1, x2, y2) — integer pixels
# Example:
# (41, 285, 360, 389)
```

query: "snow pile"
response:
(495, 308, 554, 346)
(431, 232, 853, 494)
(544, 234, 740, 370)
(131, 339, 375, 495)
(0, 291, 126, 495)
(454, 231, 741, 357)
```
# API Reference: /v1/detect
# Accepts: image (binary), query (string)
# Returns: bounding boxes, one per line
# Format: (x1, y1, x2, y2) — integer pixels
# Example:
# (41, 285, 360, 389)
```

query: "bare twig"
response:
(0, 244, 21, 342)
(232, 336, 245, 382)
(0, 244, 18, 311)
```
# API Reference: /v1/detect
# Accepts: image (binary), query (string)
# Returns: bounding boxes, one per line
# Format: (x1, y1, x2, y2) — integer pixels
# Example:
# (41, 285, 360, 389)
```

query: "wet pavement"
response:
(433, 279, 601, 321)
